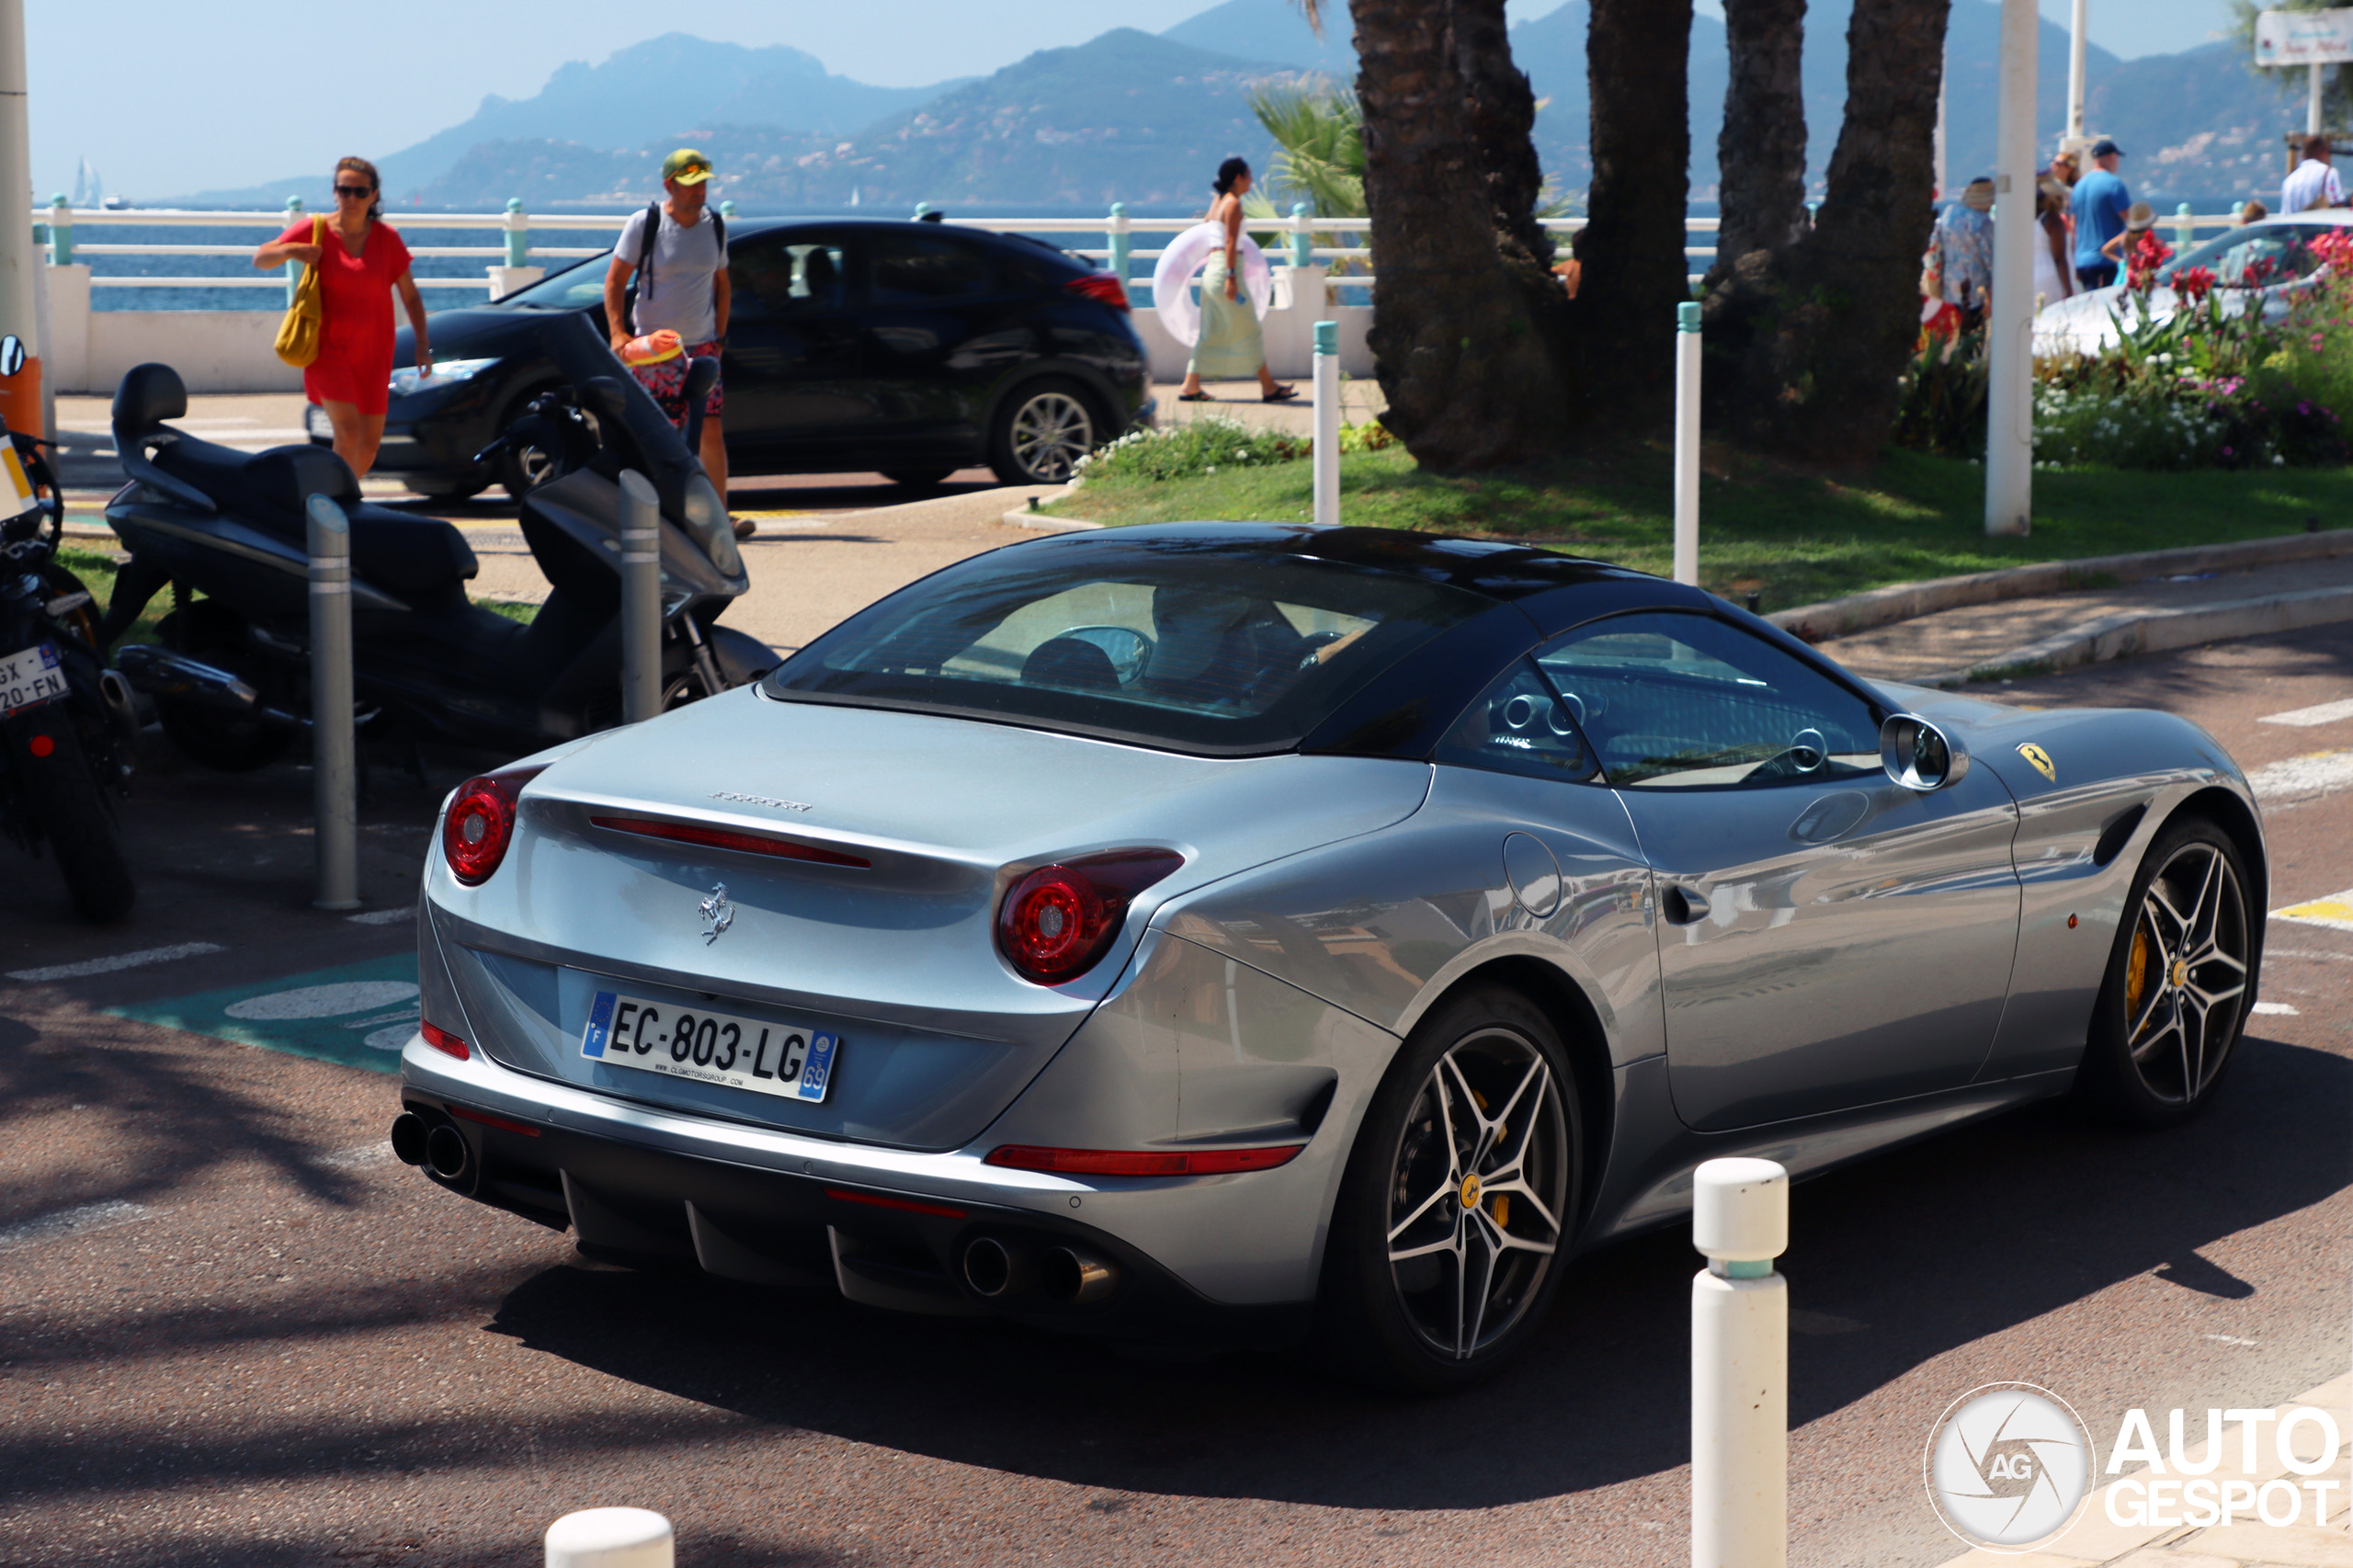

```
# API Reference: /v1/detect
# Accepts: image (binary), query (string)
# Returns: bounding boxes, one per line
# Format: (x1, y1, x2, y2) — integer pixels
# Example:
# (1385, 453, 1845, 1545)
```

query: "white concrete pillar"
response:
(0, 0, 43, 436)
(1269, 262, 1326, 378)
(43, 262, 87, 393)
(545, 1508, 673, 1568)
(1692, 1158, 1790, 1568)
(2068, 0, 2088, 142)
(1985, 0, 2040, 538)
(488, 265, 544, 301)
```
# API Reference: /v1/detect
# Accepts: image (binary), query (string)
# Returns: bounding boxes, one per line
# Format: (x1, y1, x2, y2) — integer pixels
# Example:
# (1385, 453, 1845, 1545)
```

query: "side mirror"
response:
(1881, 713, 1970, 791)
(0, 335, 25, 378)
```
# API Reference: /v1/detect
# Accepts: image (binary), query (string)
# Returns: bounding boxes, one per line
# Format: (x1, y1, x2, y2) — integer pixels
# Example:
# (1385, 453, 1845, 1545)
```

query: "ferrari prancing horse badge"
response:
(2016, 743, 2057, 782)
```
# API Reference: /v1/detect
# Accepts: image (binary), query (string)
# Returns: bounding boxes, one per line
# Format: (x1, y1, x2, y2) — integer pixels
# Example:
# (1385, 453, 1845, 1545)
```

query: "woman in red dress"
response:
(252, 157, 430, 480)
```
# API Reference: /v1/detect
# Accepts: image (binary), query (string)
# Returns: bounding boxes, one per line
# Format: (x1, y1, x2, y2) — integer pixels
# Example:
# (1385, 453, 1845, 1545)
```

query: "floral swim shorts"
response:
(628, 339, 724, 428)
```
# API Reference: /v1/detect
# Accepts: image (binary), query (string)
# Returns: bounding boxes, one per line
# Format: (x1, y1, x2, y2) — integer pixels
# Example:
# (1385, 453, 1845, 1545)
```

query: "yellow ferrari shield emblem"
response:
(2016, 743, 2057, 782)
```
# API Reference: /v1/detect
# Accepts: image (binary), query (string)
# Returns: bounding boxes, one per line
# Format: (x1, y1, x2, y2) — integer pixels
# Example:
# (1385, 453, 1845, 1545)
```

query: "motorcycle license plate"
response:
(0, 446, 38, 521)
(0, 642, 66, 718)
(581, 989, 837, 1104)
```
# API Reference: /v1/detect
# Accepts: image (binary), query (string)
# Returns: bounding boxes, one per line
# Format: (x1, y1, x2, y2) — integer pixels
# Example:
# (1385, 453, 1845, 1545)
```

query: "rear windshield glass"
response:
(761, 536, 1492, 754)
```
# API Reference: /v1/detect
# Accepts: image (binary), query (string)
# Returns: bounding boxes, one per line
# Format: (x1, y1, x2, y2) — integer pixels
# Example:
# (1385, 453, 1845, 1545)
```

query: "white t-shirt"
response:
(2282, 158, 2346, 214)
(616, 204, 727, 344)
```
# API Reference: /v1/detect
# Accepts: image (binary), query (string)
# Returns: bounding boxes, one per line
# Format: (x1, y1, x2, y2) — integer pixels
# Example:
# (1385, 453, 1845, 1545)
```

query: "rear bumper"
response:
(395, 1045, 1311, 1347)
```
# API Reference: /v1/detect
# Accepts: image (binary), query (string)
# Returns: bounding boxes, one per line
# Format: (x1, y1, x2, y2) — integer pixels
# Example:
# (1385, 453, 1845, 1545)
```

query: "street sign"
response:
(2256, 7, 2353, 67)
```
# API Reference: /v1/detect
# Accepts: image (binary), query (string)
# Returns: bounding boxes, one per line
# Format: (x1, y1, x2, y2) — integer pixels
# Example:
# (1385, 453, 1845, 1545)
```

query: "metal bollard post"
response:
(1692, 1157, 1789, 1568)
(1290, 202, 1313, 269)
(545, 1507, 673, 1568)
(504, 198, 529, 268)
(1674, 300, 1702, 587)
(1107, 201, 1130, 286)
(283, 196, 305, 308)
(305, 494, 359, 911)
(618, 470, 663, 725)
(1313, 320, 1339, 528)
(47, 194, 69, 266)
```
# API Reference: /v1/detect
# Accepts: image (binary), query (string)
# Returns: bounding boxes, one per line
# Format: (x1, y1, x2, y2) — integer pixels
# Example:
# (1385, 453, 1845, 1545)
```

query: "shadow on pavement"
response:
(476, 1028, 2348, 1512)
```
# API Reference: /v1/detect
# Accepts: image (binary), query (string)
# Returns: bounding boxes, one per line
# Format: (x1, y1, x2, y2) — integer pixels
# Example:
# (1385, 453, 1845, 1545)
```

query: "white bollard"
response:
(545, 1507, 673, 1568)
(1673, 300, 1702, 586)
(305, 492, 359, 912)
(617, 469, 662, 724)
(1313, 319, 1339, 528)
(1692, 1156, 1789, 1568)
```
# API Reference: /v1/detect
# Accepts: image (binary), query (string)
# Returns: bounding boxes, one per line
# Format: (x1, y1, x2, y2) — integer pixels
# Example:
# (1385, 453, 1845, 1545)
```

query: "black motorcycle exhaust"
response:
(112, 645, 302, 728)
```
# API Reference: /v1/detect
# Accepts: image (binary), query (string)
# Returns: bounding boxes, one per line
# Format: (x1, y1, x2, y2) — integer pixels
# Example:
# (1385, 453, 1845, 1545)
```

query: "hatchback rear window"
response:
(761, 534, 1490, 755)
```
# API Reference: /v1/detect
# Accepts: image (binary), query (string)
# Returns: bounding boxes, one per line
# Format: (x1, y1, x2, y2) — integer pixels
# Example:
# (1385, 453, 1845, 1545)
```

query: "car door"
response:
(720, 231, 872, 462)
(850, 228, 1031, 458)
(1535, 610, 2023, 1132)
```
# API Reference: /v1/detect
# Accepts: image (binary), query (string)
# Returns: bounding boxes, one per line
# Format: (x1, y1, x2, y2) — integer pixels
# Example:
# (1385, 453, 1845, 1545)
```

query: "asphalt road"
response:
(1, 627, 2347, 1568)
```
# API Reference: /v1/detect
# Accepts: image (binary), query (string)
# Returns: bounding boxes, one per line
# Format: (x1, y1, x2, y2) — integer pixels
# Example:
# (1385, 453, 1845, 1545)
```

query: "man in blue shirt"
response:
(2072, 139, 2131, 289)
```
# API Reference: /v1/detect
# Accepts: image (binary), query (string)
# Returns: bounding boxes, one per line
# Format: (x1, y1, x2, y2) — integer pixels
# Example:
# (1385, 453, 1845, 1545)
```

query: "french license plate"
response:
(581, 990, 837, 1104)
(0, 642, 66, 718)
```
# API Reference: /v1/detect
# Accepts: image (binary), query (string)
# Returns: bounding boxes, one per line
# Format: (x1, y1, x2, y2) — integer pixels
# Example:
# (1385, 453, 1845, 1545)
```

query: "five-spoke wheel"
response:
(2081, 817, 2255, 1127)
(989, 380, 1098, 484)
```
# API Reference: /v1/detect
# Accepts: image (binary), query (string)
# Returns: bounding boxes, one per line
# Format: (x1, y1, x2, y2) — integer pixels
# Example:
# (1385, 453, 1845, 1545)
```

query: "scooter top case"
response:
(104, 362, 481, 629)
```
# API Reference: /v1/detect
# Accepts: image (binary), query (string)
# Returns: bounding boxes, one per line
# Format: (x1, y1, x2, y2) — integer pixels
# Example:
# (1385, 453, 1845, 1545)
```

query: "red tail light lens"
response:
(1063, 272, 1131, 310)
(441, 766, 545, 886)
(995, 847, 1184, 984)
(984, 1144, 1305, 1176)
(421, 1021, 470, 1060)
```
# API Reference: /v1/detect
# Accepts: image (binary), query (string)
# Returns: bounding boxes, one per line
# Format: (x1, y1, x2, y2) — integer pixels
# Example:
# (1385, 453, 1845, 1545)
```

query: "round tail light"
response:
(441, 767, 545, 886)
(995, 849, 1185, 985)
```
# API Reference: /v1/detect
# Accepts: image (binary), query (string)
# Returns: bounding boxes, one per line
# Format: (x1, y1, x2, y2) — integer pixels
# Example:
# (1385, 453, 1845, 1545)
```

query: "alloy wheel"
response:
(2120, 840, 2248, 1104)
(1384, 1026, 1570, 1360)
(1008, 392, 1094, 482)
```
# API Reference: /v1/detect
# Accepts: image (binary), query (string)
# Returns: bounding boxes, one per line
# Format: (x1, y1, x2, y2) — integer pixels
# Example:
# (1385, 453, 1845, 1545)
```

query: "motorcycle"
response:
(97, 314, 777, 769)
(0, 334, 139, 921)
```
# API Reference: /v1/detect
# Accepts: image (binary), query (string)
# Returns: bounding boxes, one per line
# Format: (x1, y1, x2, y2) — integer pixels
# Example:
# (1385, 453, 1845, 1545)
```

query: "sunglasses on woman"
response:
(334, 186, 373, 199)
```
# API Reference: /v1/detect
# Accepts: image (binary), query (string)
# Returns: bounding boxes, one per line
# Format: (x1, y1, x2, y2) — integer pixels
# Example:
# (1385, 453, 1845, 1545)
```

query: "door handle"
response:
(1661, 884, 1709, 926)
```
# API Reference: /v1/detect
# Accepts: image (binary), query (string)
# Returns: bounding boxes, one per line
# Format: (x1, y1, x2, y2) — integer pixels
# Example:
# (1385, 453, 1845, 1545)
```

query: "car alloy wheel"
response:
(2120, 837, 2248, 1105)
(1385, 1024, 1571, 1361)
(1007, 390, 1094, 482)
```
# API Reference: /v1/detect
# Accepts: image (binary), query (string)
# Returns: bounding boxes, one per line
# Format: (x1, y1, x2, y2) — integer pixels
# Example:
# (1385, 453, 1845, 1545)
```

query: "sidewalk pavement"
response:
(1933, 1372, 2351, 1568)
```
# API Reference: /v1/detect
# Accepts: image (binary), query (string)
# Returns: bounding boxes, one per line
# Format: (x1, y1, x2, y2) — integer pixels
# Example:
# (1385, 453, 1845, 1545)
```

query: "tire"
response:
(986, 378, 1100, 485)
(1316, 985, 1581, 1393)
(2075, 815, 2255, 1129)
(881, 467, 957, 488)
(12, 719, 135, 922)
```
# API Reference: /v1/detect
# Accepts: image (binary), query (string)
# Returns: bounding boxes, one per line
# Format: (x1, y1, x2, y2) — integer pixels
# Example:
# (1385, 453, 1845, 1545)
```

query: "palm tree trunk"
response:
(1573, 0, 1695, 429)
(1352, 0, 1578, 470)
(1711, 0, 1809, 278)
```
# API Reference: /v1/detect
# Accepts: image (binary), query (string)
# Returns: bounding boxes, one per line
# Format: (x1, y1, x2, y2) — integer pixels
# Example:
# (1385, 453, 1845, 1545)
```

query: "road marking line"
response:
(2202, 1333, 2261, 1346)
(2245, 747, 2353, 805)
(2268, 946, 2353, 962)
(0, 1199, 156, 1252)
(2253, 1001, 2301, 1016)
(345, 909, 412, 926)
(2273, 887, 2353, 933)
(2259, 697, 2353, 728)
(6, 941, 225, 983)
(321, 1142, 395, 1169)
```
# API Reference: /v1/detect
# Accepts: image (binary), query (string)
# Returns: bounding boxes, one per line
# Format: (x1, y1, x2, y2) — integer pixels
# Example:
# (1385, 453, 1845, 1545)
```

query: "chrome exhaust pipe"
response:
(112, 644, 257, 710)
(1039, 1245, 1119, 1305)
(424, 1124, 470, 1181)
(389, 1112, 428, 1166)
(961, 1235, 1039, 1299)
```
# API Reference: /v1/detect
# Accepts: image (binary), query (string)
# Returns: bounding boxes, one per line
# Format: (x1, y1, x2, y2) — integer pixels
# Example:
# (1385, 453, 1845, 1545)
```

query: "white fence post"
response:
(305, 493, 359, 912)
(1674, 300, 1702, 586)
(282, 196, 305, 308)
(545, 1508, 673, 1568)
(1107, 201, 1130, 287)
(1692, 1158, 1789, 1568)
(619, 469, 663, 724)
(1313, 320, 1339, 528)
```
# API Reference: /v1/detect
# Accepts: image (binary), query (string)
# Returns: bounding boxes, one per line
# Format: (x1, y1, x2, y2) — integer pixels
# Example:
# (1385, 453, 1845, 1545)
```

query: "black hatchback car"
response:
(338, 218, 1154, 497)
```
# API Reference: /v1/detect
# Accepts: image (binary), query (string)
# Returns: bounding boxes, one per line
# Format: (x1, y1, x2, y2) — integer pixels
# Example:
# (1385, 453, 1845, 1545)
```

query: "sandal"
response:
(1263, 385, 1299, 403)
(731, 516, 758, 540)
(1177, 391, 1212, 402)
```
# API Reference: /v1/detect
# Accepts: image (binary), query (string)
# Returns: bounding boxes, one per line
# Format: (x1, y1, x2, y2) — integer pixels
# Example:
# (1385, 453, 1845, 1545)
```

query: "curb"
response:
(1904, 581, 2353, 688)
(1770, 528, 2353, 643)
(1001, 481, 1098, 532)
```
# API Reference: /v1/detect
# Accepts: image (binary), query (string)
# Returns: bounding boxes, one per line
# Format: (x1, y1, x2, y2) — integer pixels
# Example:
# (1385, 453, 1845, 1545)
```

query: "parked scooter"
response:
(97, 314, 777, 769)
(0, 334, 139, 921)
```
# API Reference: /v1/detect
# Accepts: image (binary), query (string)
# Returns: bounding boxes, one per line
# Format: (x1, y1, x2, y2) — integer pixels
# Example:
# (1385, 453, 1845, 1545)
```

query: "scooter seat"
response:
(151, 438, 478, 599)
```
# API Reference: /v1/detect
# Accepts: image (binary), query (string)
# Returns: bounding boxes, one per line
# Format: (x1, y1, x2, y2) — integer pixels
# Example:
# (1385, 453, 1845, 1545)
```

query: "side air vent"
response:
(2091, 803, 2147, 869)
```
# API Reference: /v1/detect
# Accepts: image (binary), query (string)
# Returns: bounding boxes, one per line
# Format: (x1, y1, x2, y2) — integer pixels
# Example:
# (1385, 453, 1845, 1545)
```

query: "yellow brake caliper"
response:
(2126, 923, 2150, 1023)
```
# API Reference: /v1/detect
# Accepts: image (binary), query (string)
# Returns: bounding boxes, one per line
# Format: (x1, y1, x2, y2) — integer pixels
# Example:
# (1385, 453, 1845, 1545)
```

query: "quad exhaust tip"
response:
(960, 1236, 1119, 1305)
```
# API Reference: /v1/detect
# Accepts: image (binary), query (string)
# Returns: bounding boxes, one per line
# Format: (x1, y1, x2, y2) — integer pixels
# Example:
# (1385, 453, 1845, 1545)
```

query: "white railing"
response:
(27, 199, 2251, 307)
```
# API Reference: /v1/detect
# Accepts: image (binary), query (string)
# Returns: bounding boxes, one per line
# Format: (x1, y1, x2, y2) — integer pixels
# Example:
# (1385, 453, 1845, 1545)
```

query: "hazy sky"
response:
(32, 0, 2234, 200)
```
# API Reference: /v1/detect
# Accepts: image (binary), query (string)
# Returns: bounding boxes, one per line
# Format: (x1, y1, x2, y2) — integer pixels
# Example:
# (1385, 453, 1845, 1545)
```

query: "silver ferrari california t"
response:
(392, 524, 2265, 1391)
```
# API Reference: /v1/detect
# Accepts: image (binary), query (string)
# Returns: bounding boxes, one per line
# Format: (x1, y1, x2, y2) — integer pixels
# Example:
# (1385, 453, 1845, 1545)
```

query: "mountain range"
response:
(160, 2, 2313, 213)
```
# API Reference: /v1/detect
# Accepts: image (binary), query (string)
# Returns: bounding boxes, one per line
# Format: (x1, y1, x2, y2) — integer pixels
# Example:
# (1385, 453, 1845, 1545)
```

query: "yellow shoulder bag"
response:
(274, 215, 328, 369)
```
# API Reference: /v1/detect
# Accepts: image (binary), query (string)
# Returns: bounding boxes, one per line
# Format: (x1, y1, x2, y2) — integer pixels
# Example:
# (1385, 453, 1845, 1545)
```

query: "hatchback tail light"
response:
(1063, 272, 1131, 311)
(995, 847, 1184, 984)
(441, 765, 546, 886)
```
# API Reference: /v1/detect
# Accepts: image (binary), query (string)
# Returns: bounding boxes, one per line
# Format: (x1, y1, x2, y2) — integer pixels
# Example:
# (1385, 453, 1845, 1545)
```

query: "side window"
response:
(868, 233, 995, 303)
(1435, 660, 1598, 784)
(1537, 612, 1882, 789)
(729, 240, 845, 319)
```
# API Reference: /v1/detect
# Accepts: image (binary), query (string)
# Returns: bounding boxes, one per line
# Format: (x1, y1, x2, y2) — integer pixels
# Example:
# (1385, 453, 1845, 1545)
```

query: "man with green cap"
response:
(605, 148, 737, 529)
